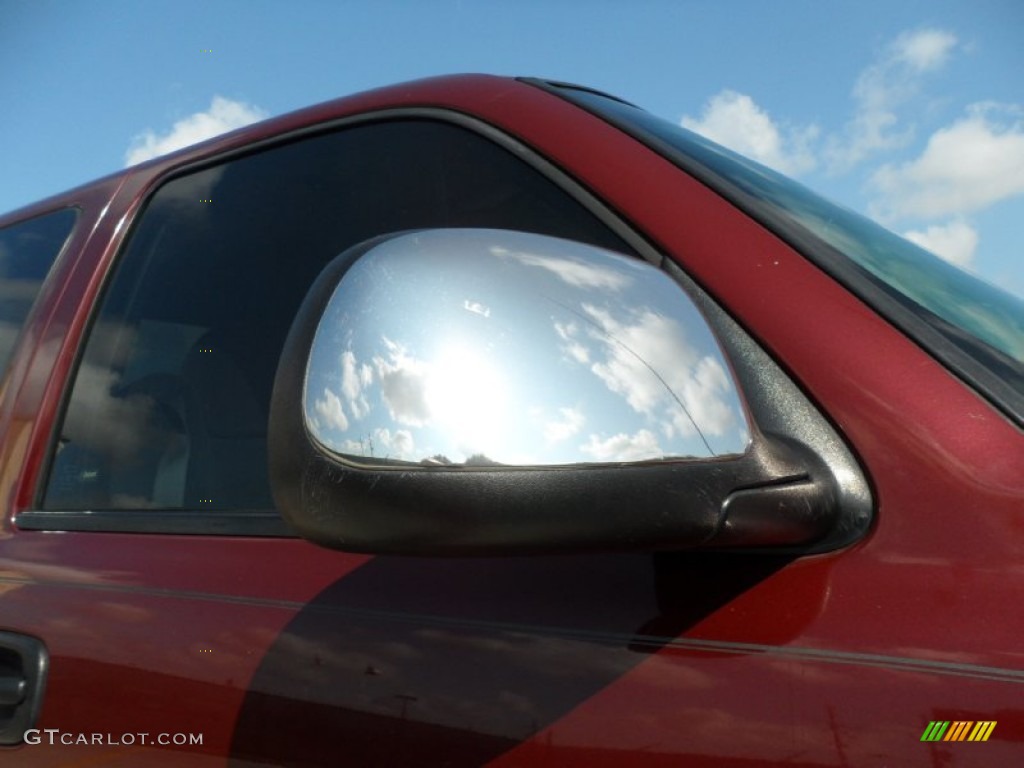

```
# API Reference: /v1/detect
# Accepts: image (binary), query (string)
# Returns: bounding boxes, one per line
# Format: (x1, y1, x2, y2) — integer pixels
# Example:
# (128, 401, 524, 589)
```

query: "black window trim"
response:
(16, 106, 664, 538)
(524, 78, 1024, 429)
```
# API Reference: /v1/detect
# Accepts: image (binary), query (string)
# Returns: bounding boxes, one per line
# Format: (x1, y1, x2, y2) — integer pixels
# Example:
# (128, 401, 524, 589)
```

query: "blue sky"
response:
(3, 0, 1022, 295)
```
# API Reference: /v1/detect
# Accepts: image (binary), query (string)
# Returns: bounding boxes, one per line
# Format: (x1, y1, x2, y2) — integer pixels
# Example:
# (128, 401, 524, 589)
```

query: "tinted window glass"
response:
(44, 119, 627, 512)
(0, 209, 77, 375)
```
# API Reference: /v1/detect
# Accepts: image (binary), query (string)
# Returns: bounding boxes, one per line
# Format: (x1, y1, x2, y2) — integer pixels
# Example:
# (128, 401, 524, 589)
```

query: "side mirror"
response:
(270, 230, 871, 555)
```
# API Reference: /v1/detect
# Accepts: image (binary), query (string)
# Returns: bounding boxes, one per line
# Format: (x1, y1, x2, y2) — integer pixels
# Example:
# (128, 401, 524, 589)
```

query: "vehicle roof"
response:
(0, 74, 531, 228)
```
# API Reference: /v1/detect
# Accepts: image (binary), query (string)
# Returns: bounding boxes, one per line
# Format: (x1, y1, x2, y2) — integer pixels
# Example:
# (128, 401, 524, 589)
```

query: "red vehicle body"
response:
(0, 75, 1021, 766)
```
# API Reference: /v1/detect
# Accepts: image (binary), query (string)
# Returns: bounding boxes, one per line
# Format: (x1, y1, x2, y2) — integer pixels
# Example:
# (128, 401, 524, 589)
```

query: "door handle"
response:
(0, 632, 48, 745)
(0, 676, 26, 707)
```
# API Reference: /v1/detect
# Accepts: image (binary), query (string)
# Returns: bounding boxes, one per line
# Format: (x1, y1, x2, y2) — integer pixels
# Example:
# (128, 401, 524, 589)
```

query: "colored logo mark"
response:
(921, 721, 996, 742)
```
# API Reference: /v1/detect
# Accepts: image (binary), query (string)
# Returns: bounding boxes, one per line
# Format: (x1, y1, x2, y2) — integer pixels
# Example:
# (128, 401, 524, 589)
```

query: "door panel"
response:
(0, 535, 365, 764)
(229, 554, 795, 765)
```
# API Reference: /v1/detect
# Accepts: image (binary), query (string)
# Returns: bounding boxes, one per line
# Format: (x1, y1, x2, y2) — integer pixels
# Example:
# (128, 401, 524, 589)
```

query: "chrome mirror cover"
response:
(302, 229, 750, 468)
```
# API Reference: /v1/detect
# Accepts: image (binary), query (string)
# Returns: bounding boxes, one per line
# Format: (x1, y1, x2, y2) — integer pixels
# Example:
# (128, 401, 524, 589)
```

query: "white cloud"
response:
(585, 306, 679, 416)
(373, 338, 432, 427)
(124, 96, 268, 166)
(681, 28, 960, 176)
(341, 438, 367, 455)
(544, 407, 585, 443)
(507, 251, 633, 290)
(341, 349, 372, 419)
(870, 104, 1024, 220)
(554, 321, 590, 364)
(61, 361, 156, 461)
(827, 28, 957, 171)
(313, 387, 348, 431)
(372, 427, 415, 460)
(391, 430, 415, 458)
(581, 429, 663, 463)
(668, 356, 737, 445)
(580, 304, 740, 444)
(902, 220, 979, 268)
(892, 28, 957, 72)
(673, 26, 1017, 289)
(57, 323, 156, 462)
(682, 90, 818, 175)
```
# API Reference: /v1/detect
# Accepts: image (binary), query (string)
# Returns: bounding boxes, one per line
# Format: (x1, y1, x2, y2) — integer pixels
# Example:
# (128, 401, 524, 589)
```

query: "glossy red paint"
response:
(0, 535, 367, 764)
(0, 75, 1020, 766)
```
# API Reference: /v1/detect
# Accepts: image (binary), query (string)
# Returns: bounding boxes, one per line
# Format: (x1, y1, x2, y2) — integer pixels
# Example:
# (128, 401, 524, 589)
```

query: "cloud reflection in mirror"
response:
(304, 230, 750, 466)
